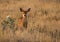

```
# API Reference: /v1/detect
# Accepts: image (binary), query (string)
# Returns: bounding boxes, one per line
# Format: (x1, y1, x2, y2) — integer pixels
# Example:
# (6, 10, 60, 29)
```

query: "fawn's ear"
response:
(27, 8, 31, 12)
(20, 8, 24, 12)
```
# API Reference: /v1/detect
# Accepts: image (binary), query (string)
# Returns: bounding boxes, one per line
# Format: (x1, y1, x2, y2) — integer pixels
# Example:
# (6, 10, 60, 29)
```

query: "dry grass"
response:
(0, 0, 60, 42)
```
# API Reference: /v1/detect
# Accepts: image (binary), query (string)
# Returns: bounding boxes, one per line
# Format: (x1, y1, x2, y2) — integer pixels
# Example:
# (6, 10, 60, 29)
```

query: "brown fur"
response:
(16, 8, 31, 30)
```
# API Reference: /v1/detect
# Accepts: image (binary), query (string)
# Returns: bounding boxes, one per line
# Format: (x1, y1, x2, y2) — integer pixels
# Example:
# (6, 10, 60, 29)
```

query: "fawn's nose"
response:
(24, 15, 26, 16)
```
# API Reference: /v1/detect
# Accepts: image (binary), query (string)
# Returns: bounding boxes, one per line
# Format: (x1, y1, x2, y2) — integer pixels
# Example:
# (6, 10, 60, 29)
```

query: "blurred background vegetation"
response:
(0, 0, 60, 42)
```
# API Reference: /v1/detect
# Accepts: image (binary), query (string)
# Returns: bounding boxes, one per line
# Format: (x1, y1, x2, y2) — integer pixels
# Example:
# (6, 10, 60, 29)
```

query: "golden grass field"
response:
(0, 0, 60, 42)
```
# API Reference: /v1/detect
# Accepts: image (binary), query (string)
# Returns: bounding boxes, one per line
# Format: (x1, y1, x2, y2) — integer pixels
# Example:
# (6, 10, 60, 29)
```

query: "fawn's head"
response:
(20, 8, 31, 18)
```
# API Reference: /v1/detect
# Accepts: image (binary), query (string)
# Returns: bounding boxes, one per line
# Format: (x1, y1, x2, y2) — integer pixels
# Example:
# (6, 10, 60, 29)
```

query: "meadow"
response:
(0, 0, 60, 42)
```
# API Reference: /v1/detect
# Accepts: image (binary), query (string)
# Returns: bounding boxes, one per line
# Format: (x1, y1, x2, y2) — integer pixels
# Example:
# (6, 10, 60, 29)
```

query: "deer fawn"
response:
(17, 8, 31, 30)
